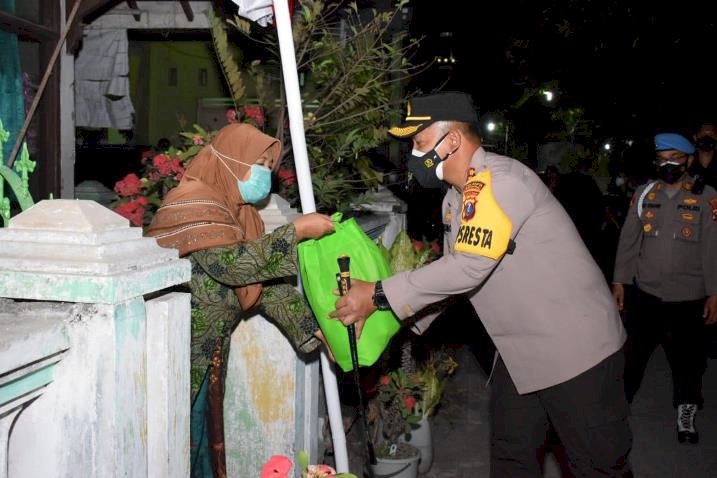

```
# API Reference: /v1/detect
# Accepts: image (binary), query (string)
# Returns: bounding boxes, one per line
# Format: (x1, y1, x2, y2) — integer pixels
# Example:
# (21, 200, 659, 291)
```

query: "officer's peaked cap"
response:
(388, 91, 479, 139)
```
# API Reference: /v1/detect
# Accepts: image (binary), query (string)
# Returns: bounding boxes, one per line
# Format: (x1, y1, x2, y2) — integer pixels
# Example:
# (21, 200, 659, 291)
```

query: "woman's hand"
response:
(293, 213, 334, 240)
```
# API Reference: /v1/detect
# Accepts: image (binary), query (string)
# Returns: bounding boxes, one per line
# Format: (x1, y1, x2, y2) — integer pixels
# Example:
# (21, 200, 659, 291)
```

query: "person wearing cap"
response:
(331, 91, 632, 476)
(612, 132, 717, 445)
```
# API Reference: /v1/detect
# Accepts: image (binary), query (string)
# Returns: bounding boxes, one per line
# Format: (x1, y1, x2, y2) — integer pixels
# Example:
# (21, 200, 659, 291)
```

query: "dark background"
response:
(407, 0, 717, 139)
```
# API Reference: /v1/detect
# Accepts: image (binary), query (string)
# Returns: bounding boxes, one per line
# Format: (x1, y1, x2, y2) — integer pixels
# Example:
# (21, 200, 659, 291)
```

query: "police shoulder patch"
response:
(454, 169, 512, 260)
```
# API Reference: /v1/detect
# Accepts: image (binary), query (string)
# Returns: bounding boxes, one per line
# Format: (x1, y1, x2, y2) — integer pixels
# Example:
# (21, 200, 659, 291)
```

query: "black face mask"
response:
(696, 136, 716, 152)
(407, 133, 448, 189)
(657, 163, 686, 184)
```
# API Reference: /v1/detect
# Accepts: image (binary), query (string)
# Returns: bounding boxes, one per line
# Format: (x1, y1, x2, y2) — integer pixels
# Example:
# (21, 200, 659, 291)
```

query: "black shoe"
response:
(677, 404, 699, 444)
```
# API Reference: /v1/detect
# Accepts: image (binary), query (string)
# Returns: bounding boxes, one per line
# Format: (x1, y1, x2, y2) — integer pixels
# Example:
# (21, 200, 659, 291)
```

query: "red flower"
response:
(226, 108, 239, 124)
(278, 167, 297, 185)
(114, 173, 142, 197)
(141, 149, 153, 164)
(379, 375, 391, 386)
(431, 241, 442, 255)
(260, 455, 292, 478)
(170, 157, 184, 174)
(404, 395, 417, 411)
(114, 198, 146, 227)
(153, 154, 173, 176)
(412, 239, 424, 252)
(243, 105, 266, 127)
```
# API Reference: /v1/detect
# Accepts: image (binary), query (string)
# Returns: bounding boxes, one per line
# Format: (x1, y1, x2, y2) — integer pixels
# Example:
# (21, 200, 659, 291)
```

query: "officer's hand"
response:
(328, 278, 375, 339)
(612, 283, 625, 312)
(704, 295, 717, 325)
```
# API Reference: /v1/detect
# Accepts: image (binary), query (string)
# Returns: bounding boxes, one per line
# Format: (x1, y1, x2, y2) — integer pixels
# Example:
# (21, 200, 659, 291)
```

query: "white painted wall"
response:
(224, 195, 320, 477)
(0, 200, 191, 477)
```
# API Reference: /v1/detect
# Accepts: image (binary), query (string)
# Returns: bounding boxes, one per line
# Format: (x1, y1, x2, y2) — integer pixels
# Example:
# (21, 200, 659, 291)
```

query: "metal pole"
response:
(272, 0, 349, 472)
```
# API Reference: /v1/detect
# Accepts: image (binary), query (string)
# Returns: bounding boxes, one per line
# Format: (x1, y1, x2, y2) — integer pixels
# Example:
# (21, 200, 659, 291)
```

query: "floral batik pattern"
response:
(188, 223, 320, 401)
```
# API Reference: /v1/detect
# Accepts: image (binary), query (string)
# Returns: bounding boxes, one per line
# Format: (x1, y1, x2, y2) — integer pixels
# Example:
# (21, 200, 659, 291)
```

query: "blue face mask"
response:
(211, 144, 273, 204)
(238, 164, 272, 204)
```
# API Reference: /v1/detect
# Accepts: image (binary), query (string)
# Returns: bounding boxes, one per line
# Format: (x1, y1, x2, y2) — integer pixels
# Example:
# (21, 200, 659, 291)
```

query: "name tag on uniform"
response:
(454, 168, 512, 260)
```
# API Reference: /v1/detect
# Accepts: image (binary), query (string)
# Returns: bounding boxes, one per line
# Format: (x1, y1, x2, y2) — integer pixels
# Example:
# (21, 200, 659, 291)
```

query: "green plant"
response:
(377, 229, 442, 274)
(218, 0, 426, 212)
(417, 347, 458, 419)
(368, 367, 423, 458)
(261, 451, 357, 478)
(110, 124, 216, 227)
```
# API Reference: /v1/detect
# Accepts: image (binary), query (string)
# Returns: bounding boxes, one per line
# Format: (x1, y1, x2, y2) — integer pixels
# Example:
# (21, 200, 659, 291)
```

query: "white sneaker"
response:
(677, 404, 699, 444)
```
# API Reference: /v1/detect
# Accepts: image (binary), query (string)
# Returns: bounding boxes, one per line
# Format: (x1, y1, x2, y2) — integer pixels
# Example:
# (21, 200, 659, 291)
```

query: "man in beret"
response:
(331, 91, 632, 476)
(613, 132, 717, 444)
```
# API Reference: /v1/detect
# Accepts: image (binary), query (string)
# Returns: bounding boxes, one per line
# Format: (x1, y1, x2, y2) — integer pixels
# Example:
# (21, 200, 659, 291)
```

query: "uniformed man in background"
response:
(612, 132, 717, 444)
(331, 92, 632, 477)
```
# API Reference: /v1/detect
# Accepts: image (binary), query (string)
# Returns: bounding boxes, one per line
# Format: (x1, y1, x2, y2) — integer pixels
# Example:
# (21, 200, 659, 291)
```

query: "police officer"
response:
(331, 92, 632, 477)
(612, 133, 717, 444)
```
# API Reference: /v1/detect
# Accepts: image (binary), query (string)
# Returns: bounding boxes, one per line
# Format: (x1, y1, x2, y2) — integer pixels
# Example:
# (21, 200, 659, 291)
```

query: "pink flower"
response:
(261, 455, 292, 478)
(114, 198, 146, 227)
(379, 375, 391, 386)
(192, 135, 204, 145)
(140, 149, 153, 164)
(243, 104, 266, 127)
(153, 154, 173, 175)
(114, 173, 142, 197)
(278, 167, 297, 185)
(170, 157, 184, 174)
(306, 464, 337, 478)
(226, 108, 239, 124)
(412, 239, 424, 252)
(404, 395, 417, 411)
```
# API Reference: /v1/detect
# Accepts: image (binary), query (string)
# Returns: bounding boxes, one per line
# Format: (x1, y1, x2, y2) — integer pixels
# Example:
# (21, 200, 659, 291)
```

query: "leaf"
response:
(389, 230, 416, 273)
(297, 450, 309, 472)
(209, 9, 245, 106)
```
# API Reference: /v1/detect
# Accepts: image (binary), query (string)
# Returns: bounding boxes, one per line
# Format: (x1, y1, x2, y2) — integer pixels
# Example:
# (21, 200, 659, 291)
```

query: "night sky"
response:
(408, 0, 717, 143)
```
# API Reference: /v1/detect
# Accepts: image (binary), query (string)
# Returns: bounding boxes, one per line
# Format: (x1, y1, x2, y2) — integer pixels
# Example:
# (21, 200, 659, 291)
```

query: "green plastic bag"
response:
(298, 213, 400, 372)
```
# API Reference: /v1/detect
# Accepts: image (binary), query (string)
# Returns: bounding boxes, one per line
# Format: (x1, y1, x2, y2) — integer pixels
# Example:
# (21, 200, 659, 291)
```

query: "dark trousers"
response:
(490, 350, 632, 478)
(624, 288, 707, 408)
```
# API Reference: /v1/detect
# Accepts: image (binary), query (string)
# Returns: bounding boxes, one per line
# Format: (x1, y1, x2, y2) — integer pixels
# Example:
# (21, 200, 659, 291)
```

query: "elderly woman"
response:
(146, 123, 333, 477)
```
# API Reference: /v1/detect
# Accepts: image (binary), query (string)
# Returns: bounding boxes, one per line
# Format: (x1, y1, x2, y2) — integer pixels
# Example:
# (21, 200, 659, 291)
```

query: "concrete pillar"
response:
(224, 194, 320, 476)
(0, 199, 190, 477)
(0, 300, 69, 478)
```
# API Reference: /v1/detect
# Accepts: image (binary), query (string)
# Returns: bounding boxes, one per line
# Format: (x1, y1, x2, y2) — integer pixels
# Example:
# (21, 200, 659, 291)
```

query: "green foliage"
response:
(388, 230, 415, 273)
(222, 0, 424, 212)
(209, 8, 246, 107)
(385, 229, 441, 273)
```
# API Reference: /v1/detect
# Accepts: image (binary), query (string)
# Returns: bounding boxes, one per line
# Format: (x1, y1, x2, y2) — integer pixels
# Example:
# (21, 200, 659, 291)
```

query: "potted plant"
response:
(366, 366, 422, 478)
(400, 345, 458, 473)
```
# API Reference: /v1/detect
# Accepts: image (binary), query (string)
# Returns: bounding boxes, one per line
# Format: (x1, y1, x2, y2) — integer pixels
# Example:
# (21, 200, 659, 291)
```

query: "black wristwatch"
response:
(372, 280, 392, 311)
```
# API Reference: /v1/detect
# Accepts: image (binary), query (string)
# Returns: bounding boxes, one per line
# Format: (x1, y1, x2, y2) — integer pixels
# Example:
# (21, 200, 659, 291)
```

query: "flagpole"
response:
(273, 0, 350, 473)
